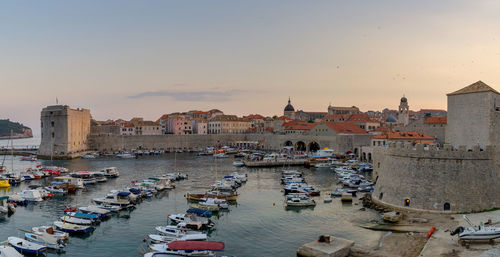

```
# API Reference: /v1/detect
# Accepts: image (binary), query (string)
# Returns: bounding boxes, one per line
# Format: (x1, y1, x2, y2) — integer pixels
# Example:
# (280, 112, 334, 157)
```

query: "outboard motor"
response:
(450, 226, 464, 236)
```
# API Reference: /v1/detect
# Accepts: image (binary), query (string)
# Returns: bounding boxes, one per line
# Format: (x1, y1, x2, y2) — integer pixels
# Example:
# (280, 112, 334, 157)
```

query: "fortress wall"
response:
(373, 142, 499, 212)
(87, 133, 368, 154)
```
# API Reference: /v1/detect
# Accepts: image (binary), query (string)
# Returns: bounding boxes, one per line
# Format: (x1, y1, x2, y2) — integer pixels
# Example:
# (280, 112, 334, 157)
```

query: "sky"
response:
(2, 0, 500, 135)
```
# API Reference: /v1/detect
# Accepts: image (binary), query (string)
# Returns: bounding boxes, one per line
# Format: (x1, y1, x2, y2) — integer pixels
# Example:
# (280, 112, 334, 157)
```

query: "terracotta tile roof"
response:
(347, 113, 373, 122)
(158, 114, 169, 121)
(448, 81, 499, 96)
(372, 130, 435, 140)
(319, 121, 367, 134)
(275, 115, 291, 121)
(424, 116, 447, 124)
(323, 114, 350, 120)
(284, 121, 317, 131)
(244, 114, 265, 120)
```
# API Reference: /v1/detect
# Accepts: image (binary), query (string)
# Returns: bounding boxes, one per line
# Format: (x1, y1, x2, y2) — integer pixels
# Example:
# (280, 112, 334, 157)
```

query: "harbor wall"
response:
(87, 133, 371, 154)
(372, 142, 500, 212)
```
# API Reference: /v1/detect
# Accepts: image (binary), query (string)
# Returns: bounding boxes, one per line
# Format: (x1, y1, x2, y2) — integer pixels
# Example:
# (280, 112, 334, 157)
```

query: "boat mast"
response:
(10, 130, 14, 173)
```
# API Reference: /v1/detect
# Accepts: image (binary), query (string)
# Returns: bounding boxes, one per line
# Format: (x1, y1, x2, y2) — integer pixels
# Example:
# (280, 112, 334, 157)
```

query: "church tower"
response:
(398, 96, 409, 126)
(283, 98, 295, 119)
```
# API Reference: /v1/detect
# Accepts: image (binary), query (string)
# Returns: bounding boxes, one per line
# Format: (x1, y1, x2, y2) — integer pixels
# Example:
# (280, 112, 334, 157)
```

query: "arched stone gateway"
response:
(308, 141, 320, 152)
(296, 141, 306, 151)
(284, 141, 293, 147)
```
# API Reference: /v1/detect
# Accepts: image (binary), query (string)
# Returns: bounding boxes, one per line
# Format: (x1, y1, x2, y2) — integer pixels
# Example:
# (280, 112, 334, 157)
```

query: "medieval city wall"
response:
(87, 133, 370, 153)
(372, 142, 500, 212)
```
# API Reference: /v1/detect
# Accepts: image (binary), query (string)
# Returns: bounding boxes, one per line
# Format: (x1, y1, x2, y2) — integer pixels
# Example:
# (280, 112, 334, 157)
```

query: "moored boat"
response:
(53, 221, 92, 234)
(0, 244, 23, 257)
(8, 237, 47, 255)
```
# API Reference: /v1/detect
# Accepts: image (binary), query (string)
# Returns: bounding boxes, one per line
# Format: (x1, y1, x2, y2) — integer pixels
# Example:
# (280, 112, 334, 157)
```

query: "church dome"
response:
(385, 116, 397, 123)
(284, 98, 294, 112)
(401, 96, 407, 103)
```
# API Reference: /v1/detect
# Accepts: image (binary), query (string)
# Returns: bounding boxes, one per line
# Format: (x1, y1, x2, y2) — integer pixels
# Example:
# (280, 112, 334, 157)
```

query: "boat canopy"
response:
(167, 241, 225, 251)
(0, 196, 9, 201)
(117, 192, 130, 196)
(129, 188, 141, 194)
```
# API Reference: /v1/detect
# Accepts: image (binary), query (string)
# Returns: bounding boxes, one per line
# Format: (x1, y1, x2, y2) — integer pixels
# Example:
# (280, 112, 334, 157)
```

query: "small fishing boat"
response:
(19, 155, 38, 162)
(53, 221, 92, 234)
(232, 161, 244, 167)
(186, 192, 238, 202)
(24, 232, 65, 250)
(66, 212, 100, 221)
(101, 167, 119, 178)
(60, 215, 94, 225)
(32, 226, 69, 241)
(17, 190, 43, 202)
(286, 198, 316, 207)
(331, 188, 345, 197)
(199, 198, 229, 209)
(8, 237, 47, 255)
(340, 192, 353, 202)
(94, 204, 122, 212)
(81, 153, 96, 159)
(186, 208, 212, 217)
(0, 244, 23, 257)
(78, 206, 112, 217)
(451, 215, 500, 241)
(168, 214, 214, 230)
(189, 203, 220, 212)
(148, 233, 208, 244)
(324, 197, 333, 203)
(155, 225, 206, 237)
(93, 191, 132, 207)
(7, 195, 27, 206)
(44, 186, 67, 195)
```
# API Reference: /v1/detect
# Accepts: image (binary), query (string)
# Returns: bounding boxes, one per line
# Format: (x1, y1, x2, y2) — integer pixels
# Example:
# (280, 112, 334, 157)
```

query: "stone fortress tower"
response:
(39, 105, 91, 157)
(283, 98, 295, 120)
(373, 81, 500, 212)
(397, 96, 409, 126)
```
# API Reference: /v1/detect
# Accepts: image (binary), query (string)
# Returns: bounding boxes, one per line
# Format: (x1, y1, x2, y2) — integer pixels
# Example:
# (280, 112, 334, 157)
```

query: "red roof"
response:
(323, 114, 350, 121)
(347, 113, 375, 123)
(424, 116, 447, 124)
(244, 114, 265, 120)
(275, 115, 291, 121)
(319, 122, 367, 134)
(284, 121, 317, 131)
(168, 241, 225, 251)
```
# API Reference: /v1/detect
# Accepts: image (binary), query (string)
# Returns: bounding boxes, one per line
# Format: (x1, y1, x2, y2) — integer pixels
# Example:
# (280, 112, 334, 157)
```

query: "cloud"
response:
(128, 89, 247, 102)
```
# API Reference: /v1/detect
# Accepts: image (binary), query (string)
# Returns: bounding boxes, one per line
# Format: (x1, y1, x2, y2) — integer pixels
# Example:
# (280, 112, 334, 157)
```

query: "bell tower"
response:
(398, 96, 409, 126)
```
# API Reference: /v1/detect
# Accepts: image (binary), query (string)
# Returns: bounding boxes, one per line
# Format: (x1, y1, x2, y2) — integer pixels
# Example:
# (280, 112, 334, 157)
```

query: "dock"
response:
(297, 235, 354, 257)
(243, 159, 306, 167)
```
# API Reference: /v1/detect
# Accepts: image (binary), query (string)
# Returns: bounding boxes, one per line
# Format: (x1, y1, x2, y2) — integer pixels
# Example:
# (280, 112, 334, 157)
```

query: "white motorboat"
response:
(285, 198, 316, 207)
(78, 205, 112, 216)
(232, 161, 244, 167)
(7, 237, 47, 255)
(155, 225, 206, 237)
(53, 221, 92, 234)
(213, 153, 228, 158)
(314, 162, 332, 168)
(32, 226, 69, 241)
(44, 186, 67, 195)
(93, 191, 132, 207)
(199, 198, 229, 209)
(17, 190, 43, 202)
(0, 244, 23, 257)
(147, 241, 224, 257)
(148, 233, 207, 243)
(311, 149, 335, 158)
(101, 167, 119, 178)
(24, 232, 65, 250)
(451, 215, 500, 241)
(81, 153, 96, 159)
(116, 152, 134, 158)
(60, 215, 94, 225)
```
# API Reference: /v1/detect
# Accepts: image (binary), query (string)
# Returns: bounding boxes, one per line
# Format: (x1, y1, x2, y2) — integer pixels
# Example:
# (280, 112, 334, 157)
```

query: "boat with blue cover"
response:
(66, 212, 100, 221)
(8, 236, 47, 255)
(186, 208, 212, 217)
(24, 232, 66, 251)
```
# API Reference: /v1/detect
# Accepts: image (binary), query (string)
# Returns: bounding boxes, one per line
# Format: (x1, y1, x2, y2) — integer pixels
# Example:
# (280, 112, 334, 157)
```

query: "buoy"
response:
(143, 238, 147, 242)
(427, 226, 436, 238)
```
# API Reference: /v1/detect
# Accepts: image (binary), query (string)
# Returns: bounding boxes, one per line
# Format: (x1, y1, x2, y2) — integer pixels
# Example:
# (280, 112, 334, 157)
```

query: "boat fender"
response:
(427, 227, 436, 238)
(450, 226, 464, 236)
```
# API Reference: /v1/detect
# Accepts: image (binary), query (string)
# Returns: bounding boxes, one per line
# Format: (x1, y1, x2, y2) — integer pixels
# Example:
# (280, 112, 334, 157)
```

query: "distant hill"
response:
(0, 119, 33, 139)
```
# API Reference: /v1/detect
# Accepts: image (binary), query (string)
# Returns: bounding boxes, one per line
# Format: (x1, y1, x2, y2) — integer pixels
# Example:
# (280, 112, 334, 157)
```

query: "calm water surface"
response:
(0, 151, 383, 257)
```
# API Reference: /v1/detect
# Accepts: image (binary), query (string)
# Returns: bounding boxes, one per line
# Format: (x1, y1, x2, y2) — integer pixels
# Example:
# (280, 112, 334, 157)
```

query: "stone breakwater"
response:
(373, 142, 499, 213)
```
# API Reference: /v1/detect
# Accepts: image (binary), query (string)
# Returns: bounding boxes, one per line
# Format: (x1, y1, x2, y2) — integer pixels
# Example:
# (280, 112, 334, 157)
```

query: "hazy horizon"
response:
(2, 0, 500, 135)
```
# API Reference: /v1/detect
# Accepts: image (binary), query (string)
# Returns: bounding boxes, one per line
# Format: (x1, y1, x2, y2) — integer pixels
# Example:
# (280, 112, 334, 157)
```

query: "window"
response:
(379, 192, 383, 200)
(404, 199, 410, 207)
(51, 121, 54, 127)
(51, 132, 55, 138)
(444, 202, 450, 211)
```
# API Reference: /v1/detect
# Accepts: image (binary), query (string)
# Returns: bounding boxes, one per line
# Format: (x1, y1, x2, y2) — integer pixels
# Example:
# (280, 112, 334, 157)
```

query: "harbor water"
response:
(0, 149, 383, 256)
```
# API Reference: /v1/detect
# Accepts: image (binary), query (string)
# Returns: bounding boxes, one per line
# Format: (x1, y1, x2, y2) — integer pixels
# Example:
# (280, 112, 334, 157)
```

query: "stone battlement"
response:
(382, 142, 493, 160)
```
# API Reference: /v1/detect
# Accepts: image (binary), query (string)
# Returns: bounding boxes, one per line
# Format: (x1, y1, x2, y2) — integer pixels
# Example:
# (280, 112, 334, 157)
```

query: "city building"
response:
(208, 115, 251, 134)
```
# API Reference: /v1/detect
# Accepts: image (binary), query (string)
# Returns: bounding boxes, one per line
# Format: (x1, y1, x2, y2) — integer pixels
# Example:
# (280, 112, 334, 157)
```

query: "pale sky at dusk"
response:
(2, 0, 500, 135)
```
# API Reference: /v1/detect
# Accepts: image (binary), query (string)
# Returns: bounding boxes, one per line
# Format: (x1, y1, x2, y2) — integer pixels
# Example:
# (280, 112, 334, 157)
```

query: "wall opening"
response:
(444, 202, 450, 211)
(284, 141, 293, 147)
(308, 141, 320, 152)
(295, 141, 306, 151)
(379, 192, 383, 200)
(404, 199, 410, 207)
